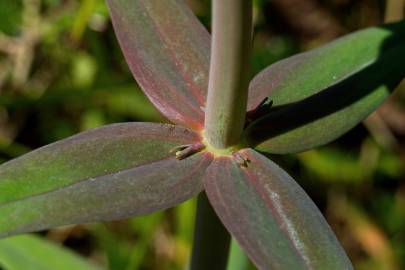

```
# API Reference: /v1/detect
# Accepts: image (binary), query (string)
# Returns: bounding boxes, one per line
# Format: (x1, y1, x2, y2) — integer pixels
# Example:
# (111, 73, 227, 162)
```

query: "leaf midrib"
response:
(0, 155, 173, 208)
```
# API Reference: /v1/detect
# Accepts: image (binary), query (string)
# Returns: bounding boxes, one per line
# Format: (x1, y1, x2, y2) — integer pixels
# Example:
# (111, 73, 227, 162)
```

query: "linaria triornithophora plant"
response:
(1, 0, 405, 269)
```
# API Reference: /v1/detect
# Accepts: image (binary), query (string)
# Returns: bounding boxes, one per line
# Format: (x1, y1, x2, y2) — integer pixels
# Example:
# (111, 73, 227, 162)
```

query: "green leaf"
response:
(245, 21, 405, 154)
(204, 149, 353, 270)
(0, 123, 212, 238)
(0, 234, 99, 270)
(106, 0, 210, 130)
(0, 1, 22, 35)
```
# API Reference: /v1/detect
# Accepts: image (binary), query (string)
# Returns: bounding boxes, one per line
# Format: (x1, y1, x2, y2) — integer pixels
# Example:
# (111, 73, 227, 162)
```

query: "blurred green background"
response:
(0, 0, 404, 269)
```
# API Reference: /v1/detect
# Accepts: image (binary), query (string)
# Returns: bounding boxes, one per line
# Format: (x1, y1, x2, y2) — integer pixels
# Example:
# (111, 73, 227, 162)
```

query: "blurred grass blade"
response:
(0, 235, 99, 270)
(245, 21, 405, 153)
(106, 0, 210, 130)
(0, 123, 212, 238)
(204, 149, 353, 270)
(227, 239, 250, 270)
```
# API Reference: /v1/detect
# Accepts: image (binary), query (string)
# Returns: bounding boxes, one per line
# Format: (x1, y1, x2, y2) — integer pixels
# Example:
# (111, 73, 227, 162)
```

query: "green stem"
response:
(190, 193, 231, 270)
(204, 0, 253, 149)
(190, 2, 252, 269)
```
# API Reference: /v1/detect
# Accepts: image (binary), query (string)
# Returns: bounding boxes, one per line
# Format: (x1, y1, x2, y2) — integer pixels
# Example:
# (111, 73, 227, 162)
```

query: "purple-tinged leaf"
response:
(247, 21, 405, 110)
(0, 123, 211, 238)
(204, 149, 353, 270)
(106, 0, 210, 130)
(244, 21, 405, 153)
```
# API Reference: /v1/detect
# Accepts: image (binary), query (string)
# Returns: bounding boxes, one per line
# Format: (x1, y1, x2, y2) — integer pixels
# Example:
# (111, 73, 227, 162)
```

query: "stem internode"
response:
(204, 0, 253, 149)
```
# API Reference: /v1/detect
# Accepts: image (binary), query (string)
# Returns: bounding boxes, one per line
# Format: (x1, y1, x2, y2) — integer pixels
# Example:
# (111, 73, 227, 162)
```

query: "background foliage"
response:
(0, 0, 404, 269)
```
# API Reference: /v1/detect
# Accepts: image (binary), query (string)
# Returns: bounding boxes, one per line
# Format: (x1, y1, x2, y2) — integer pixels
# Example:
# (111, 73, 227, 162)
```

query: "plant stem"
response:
(190, 2, 252, 269)
(190, 192, 231, 270)
(204, 0, 253, 149)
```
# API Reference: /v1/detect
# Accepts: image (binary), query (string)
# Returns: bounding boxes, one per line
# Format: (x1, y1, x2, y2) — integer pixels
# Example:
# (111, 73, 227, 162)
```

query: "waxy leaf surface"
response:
(0, 235, 99, 270)
(0, 123, 211, 238)
(245, 21, 405, 153)
(106, 0, 210, 130)
(204, 149, 353, 270)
